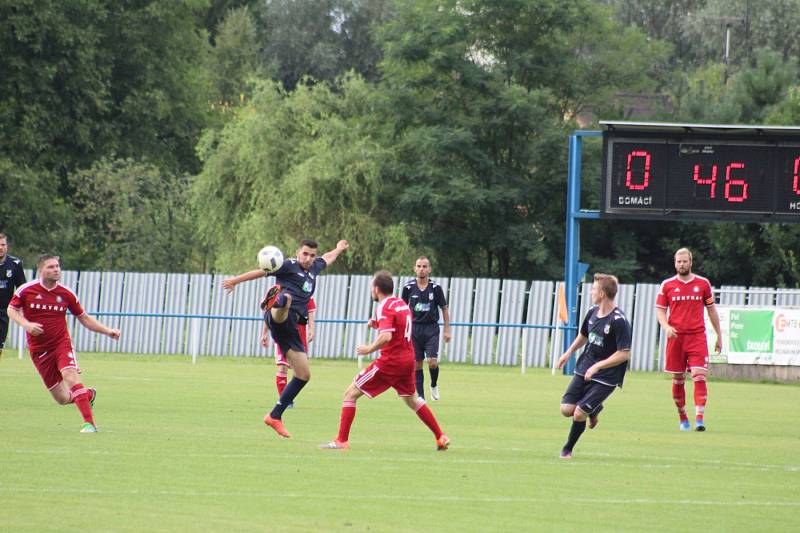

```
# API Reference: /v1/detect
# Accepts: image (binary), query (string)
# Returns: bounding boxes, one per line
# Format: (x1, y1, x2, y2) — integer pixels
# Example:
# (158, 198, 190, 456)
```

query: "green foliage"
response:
(193, 76, 417, 274)
(68, 158, 200, 272)
(0, 158, 72, 264)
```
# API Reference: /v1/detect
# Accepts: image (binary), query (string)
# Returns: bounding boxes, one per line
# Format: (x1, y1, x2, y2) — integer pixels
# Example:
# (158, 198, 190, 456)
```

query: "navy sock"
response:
(270, 377, 308, 419)
(275, 292, 288, 308)
(563, 420, 587, 452)
(415, 369, 425, 399)
(429, 366, 439, 387)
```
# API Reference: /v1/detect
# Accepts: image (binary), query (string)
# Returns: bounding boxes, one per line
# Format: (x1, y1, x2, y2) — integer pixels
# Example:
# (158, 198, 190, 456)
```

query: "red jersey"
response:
(374, 296, 414, 375)
(655, 274, 715, 335)
(8, 280, 85, 352)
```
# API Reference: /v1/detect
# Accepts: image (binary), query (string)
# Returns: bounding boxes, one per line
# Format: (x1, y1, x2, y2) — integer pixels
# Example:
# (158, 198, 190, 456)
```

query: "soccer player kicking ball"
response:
(7, 255, 121, 433)
(556, 274, 631, 459)
(320, 271, 449, 451)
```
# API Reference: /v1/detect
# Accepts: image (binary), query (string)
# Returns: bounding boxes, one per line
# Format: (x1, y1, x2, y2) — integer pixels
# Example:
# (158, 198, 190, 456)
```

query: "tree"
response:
(68, 158, 201, 272)
(193, 76, 418, 274)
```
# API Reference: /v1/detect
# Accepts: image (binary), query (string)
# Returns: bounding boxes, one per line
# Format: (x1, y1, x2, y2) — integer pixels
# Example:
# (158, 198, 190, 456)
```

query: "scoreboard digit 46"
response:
(601, 121, 800, 221)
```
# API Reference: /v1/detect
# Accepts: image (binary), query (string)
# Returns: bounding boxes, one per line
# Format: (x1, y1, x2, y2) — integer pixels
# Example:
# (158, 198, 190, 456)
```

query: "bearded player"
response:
(7, 254, 121, 433)
(656, 247, 722, 432)
(320, 270, 449, 451)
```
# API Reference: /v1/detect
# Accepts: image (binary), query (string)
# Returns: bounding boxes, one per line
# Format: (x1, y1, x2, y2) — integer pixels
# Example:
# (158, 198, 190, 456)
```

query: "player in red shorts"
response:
(319, 270, 449, 451)
(656, 247, 722, 432)
(264, 297, 316, 404)
(7, 254, 121, 433)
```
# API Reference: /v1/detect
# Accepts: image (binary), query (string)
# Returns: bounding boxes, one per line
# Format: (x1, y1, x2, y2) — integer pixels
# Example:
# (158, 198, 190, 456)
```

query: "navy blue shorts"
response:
(266, 310, 306, 356)
(412, 323, 440, 361)
(561, 374, 616, 415)
(0, 313, 8, 348)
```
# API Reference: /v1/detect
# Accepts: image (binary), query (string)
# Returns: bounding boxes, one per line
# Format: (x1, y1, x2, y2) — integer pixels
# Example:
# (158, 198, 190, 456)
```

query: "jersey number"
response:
(404, 314, 412, 342)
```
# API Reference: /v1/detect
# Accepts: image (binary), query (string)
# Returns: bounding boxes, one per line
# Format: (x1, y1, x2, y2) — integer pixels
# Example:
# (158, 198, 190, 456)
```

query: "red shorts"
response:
(275, 323, 308, 366)
(30, 341, 80, 390)
(664, 333, 708, 373)
(353, 362, 415, 398)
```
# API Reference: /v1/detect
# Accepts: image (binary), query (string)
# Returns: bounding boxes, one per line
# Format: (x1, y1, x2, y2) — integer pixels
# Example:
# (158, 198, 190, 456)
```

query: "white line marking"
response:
(0, 486, 797, 507)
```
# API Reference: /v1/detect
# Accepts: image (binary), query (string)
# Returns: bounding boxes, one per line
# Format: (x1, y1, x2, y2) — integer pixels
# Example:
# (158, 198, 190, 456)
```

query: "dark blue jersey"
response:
(273, 257, 327, 319)
(0, 255, 26, 312)
(401, 280, 447, 324)
(575, 306, 632, 388)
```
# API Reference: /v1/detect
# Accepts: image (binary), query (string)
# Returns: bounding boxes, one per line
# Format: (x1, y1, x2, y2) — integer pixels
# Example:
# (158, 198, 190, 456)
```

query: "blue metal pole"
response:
(563, 134, 581, 374)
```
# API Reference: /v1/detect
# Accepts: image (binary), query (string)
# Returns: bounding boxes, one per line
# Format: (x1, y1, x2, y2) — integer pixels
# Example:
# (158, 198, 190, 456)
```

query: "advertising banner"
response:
(706, 307, 800, 366)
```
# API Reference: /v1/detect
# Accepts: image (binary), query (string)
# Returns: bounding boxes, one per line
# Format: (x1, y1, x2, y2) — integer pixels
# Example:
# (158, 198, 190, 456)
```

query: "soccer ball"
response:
(257, 245, 284, 273)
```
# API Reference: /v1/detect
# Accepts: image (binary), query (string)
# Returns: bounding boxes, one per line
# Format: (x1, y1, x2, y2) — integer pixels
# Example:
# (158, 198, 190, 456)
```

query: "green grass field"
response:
(2, 353, 799, 532)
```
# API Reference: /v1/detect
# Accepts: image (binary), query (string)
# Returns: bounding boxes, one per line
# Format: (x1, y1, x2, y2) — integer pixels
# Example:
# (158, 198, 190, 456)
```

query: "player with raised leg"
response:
(556, 273, 631, 459)
(320, 270, 449, 451)
(656, 247, 722, 432)
(7, 254, 121, 432)
(223, 239, 348, 438)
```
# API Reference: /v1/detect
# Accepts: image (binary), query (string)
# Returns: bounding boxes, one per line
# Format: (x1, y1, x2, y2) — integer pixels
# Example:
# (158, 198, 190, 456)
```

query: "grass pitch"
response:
(1, 353, 799, 532)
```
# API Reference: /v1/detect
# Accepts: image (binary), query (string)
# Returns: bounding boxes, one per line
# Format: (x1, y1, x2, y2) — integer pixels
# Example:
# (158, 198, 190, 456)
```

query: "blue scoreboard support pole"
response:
(563, 130, 601, 374)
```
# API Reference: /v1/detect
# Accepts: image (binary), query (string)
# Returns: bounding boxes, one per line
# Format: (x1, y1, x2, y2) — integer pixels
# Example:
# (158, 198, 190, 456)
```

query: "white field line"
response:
(6, 447, 800, 473)
(0, 486, 798, 507)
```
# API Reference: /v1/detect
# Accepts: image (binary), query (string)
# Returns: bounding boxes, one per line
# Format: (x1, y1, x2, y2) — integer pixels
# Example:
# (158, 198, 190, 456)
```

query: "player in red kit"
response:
(7, 254, 121, 433)
(656, 248, 722, 432)
(319, 270, 449, 451)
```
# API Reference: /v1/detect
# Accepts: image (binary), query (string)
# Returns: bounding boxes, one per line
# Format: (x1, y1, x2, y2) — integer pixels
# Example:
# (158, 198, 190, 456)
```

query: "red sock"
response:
(70, 383, 94, 425)
(693, 374, 707, 420)
(672, 377, 688, 422)
(276, 373, 288, 396)
(414, 402, 443, 439)
(337, 401, 356, 443)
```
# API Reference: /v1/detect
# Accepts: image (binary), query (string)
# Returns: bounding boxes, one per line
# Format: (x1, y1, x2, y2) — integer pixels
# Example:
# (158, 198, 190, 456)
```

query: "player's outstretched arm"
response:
(7, 306, 43, 336)
(356, 332, 391, 356)
(222, 269, 266, 294)
(321, 240, 349, 265)
(556, 333, 588, 369)
(583, 349, 631, 380)
(77, 314, 121, 340)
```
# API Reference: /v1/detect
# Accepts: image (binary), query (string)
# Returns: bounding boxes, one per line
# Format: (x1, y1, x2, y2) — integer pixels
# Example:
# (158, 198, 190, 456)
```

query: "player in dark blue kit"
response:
(556, 273, 632, 459)
(0, 233, 27, 361)
(223, 239, 348, 438)
(401, 257, 451, 401)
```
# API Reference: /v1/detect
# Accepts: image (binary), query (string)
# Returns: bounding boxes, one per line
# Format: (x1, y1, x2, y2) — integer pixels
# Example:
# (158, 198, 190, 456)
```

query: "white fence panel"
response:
(96, 272, 125, 354)
(187, 274, 213, 356)
(776, 288, 800, 306)
(227, 275, 271, 357)
(71, 270, 102, 353)
(162, 273, 189, 354)
(447, 278, 473, 363)
(313, 275, 349, 358)
(748, 287, 775, 306)
(343, 275, 373, 360)
(206, 275, 234, 356)
(496, 280, 526, 366)
(471, 278, 501, 365)
(524, 281, 554, 368)
(631, 283, 660, 371)
(719, 285, 746, 305)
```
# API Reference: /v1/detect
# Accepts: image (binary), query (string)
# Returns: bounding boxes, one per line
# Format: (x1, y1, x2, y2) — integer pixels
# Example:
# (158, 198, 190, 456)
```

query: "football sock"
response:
(692, 374, 707, 419)
(672, 376, 689, 422)
(269, 377, 307, 419)
(563, 420, 586, 452)
(429, 366, 439, 387)
(337, 400, 357, 443)
(414, 402, 443, 439)
(70, 383, 94, 425)
(275, 373, 288, 396)
(415, 369, 424, 398)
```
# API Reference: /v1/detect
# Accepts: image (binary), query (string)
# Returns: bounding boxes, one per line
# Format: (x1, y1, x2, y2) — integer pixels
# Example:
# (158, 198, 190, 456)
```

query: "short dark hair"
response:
(372, 270, 394, 295)
(37, 253, 60, 268)
(415, 256, 430, 265)
(0, 232, 7, 241)
(300, 239, 318, 249)
(593, 273, 618, 300)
